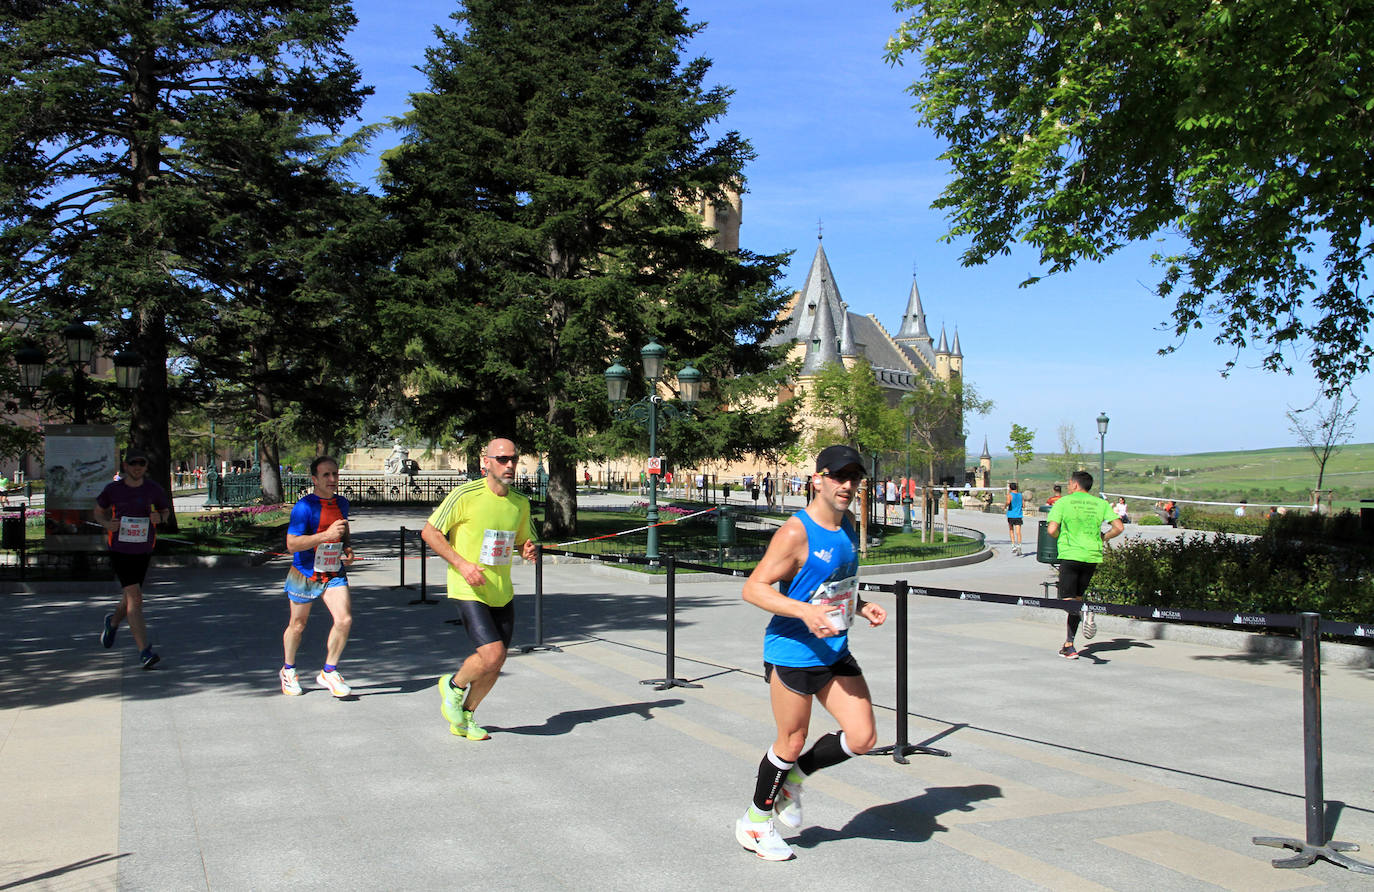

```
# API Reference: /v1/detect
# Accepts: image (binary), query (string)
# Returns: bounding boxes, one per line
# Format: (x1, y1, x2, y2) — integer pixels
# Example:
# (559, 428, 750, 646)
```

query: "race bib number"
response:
(480, 529, 516, 566)
(314, 541, 343, 574)
(118, 516, 150, 544)
(810, 575, 858, 632)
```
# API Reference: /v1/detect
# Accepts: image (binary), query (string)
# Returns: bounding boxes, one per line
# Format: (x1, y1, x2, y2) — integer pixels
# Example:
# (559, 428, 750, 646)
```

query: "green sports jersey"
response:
(1046, 491, 1117, 563)
(427, 479, 537, 606)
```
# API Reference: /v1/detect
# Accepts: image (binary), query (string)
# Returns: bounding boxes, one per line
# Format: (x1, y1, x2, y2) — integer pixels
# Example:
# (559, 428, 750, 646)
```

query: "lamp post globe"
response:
(62, 321, 95, 366)
(113, 350, 143, 391)
(604, 361, 630, 405)
(15, 345, 45, 393)
(1096, 412, 1109, 498)
(640, 341, 666, 382)
(676, 363, 701, 407)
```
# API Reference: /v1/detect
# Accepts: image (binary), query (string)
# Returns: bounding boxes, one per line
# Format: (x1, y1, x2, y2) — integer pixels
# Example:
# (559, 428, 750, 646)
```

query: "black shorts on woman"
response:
(764, 652, 863, 697)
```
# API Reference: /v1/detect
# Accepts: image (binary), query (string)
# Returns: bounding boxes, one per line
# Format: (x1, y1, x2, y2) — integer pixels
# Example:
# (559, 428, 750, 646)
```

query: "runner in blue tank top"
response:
(1005, 481, 1025, 555)
(734, 445, 888, 861)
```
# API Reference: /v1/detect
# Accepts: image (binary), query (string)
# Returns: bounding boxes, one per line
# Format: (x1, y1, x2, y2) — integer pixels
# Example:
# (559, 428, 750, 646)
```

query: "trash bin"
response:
(2, 511, 24, 550)
(716, 507, 737, 547)
(1036, 519, 1057, 564)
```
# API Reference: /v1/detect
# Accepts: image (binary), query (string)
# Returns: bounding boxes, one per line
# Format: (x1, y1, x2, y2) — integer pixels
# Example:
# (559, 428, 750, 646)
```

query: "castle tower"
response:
(978, 436, 992, 487)
(895, 276, 934, 347)
(949, 329, 963, 376)
(799, 293, 841, 376)
(699, 187, 742, 253)
(934, 326, 951, 381)
(838, 304, 861, 366)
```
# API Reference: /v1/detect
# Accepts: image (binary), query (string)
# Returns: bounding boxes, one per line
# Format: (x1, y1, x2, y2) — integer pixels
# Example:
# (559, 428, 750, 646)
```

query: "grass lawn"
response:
(991, 442, 1374, 511)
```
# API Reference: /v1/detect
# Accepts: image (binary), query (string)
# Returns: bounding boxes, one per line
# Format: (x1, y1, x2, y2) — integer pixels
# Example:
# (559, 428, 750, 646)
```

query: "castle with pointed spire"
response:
(766, 236, 968, 482)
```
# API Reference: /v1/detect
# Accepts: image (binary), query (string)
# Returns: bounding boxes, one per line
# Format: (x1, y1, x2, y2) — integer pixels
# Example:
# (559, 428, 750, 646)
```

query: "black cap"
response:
(124, 447, 149, 462)
(815, 445, 865, 475)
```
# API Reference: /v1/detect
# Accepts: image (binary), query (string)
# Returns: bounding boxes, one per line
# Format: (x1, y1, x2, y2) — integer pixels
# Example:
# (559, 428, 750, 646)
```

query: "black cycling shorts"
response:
(764, 652, 863, 697)
(456, 599, 515, 649)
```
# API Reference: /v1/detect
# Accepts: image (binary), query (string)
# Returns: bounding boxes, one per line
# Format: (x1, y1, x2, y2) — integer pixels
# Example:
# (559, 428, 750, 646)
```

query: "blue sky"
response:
(343, 0, 1373, 456)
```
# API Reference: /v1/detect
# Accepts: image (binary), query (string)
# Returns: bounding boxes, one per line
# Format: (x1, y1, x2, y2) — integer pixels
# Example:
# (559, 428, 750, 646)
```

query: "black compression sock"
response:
(751, 747, 793, 813)
(796, 731, 854, 776)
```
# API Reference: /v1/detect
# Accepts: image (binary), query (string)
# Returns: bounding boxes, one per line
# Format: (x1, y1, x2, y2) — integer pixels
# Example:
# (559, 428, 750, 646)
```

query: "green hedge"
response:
(1177, 507, 1270, 535)
(1091, 512, 1373, 622)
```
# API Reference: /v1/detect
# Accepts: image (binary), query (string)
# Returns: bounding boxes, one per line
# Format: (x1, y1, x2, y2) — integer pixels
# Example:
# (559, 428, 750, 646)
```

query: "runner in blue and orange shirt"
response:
(280, 456, 355, 697)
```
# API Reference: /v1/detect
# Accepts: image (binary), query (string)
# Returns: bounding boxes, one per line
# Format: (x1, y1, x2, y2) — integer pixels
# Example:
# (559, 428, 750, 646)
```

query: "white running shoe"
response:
(774, 780, 804, 830)
(736, 814, 794, 861)
(316, 669, 352, 697)
(1082, 608, 1098, 640)
(279, 667, 302, 696)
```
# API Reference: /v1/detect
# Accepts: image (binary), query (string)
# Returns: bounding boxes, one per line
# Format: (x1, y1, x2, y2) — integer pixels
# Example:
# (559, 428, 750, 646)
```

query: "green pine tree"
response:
(0, 0, 369, 517)
(382, 0, 795, 536)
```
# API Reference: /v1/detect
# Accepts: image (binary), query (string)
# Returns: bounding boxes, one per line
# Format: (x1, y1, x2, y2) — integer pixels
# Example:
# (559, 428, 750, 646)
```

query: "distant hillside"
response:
(986, 443, 1374, 511)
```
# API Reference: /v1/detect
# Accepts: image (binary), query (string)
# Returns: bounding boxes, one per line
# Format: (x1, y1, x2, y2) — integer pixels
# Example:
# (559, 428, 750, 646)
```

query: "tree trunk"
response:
(126, 38, 177, 529)
(543, 449, 578, 539)
(251, 344, 284, 503)
(130, 309, 176, 531)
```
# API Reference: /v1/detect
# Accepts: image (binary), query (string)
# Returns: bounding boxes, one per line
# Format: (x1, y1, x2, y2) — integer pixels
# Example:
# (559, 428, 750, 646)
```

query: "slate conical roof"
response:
(791, 241, 845, 345)
(935, 325, 949, 354)
(838, 305, 860, 356)
(896, 277, 933, 342)
(980, 436, 991, 460)
(800, 293, 841, 375)
(951, 329, 963, 358)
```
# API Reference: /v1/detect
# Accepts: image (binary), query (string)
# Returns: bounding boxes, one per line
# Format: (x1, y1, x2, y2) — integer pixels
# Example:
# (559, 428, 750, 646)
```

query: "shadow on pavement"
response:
(790, 783, 1003, 848)
(0, 562, 726, 710)
(486, 698, 685, 736)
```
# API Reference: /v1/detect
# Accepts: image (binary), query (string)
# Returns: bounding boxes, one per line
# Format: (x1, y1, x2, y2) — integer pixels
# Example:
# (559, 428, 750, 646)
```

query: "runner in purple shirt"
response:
(95, 447, 171, 669)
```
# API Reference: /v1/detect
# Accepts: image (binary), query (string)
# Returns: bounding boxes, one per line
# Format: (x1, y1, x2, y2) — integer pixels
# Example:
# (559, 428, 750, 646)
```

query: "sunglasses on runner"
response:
(488, 455, 517, 464)
(822, 468, 864, 484)
(126, 459, 148, 466)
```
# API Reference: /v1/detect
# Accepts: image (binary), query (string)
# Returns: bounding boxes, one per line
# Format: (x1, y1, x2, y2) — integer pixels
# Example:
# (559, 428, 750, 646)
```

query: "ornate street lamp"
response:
(605, 345, 701, 561)
(12, 323, 140, 424)
(1096, 412, 1110, 499)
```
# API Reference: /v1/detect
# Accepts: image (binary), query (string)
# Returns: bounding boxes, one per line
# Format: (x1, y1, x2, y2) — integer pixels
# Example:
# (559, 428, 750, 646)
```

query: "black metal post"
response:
(522, 544, 561, 653)
(17, 501, 26, 582)
(409, 533, 436, 605)
(867, 579, 950, 763)
(640, 555, 701, 690)
(393, 526, 414, 590)
(1253, 612, 1374, 873)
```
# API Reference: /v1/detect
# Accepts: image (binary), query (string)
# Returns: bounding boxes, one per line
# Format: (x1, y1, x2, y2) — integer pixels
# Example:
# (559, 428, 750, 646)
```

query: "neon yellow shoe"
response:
(450, 715, 490, 741)
(438, 674, 469, 726)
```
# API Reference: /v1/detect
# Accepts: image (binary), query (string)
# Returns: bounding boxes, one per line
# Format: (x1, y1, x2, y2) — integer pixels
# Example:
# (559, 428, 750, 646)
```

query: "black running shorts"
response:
(110, 552, 152, 588)
(1058, 559, 1099, 599)
(456, 599, 515, 649)
(764, 652, 863, 697)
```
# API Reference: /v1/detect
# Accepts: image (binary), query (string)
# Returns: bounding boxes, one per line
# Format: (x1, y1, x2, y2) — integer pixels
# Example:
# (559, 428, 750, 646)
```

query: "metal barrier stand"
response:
(863, 579, 951, 764)
(639, 556, 701, 691)
(521, 545, 561, 653)
(410, 532, 437, 606)
(393, 526, 415, 590)
(1253, 612, 1374, 874)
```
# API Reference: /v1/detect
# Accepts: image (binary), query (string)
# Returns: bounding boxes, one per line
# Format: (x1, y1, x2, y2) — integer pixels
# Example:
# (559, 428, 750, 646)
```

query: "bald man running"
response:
(421, 438, 538, 741)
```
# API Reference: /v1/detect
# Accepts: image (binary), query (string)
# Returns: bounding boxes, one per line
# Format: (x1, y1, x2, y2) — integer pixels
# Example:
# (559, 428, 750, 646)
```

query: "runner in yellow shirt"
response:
(421, 438, 538, 740)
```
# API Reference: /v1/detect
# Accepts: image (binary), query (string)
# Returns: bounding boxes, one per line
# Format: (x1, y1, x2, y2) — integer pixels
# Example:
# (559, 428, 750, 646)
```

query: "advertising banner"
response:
(43, 424, 117, 551)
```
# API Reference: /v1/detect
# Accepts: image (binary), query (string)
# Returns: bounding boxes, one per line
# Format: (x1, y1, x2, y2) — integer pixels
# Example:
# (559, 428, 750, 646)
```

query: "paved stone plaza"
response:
(2, 503, 1372, 890)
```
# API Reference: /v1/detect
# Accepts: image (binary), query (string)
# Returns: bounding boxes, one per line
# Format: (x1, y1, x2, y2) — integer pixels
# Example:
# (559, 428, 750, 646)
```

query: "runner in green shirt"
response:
(1046, 470, 1123, 659)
